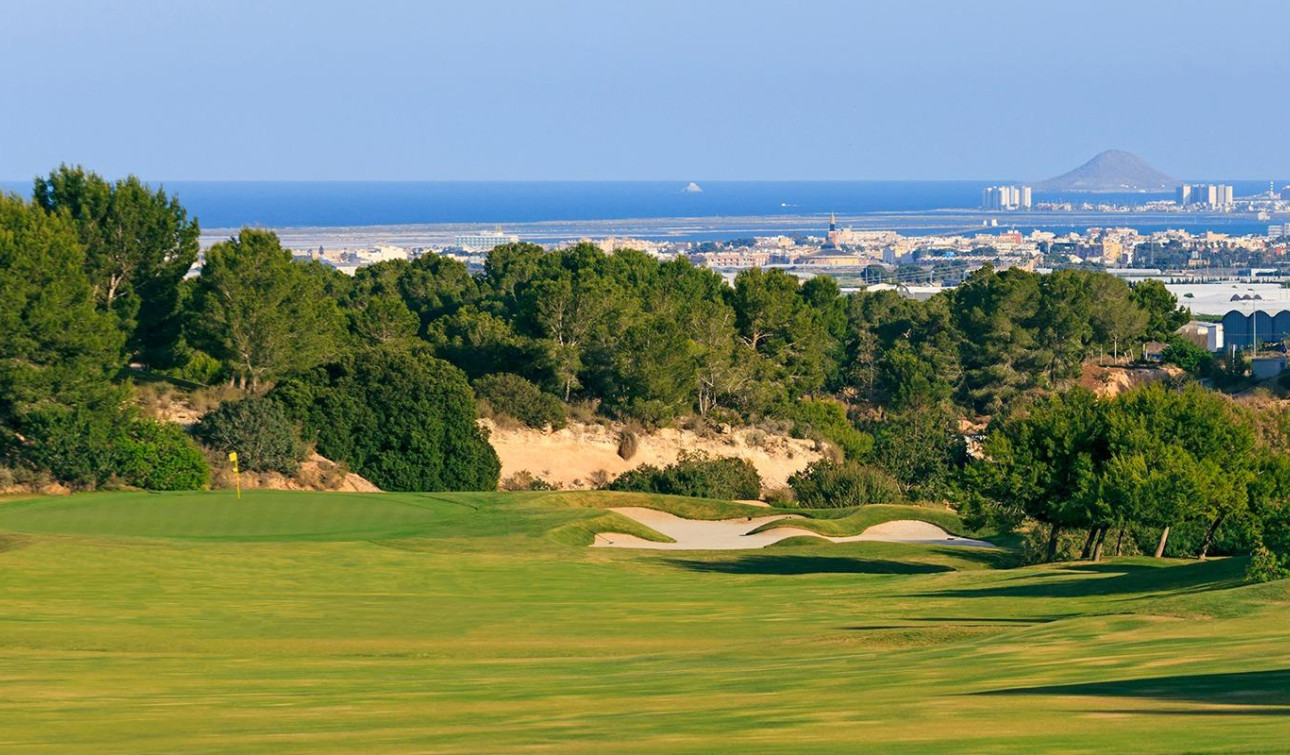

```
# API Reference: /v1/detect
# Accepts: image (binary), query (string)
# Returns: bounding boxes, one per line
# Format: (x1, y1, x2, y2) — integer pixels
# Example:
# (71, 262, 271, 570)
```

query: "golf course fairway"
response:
(0, 490, 1286, 753)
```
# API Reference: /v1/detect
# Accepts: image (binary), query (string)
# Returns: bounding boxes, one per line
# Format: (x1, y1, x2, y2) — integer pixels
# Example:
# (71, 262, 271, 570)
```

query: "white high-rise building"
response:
(1218, 184, 1234, 208)
(455, 229, 521, 252)
(1179, 183, 1234, 209)
(981, 185, 1032, 211)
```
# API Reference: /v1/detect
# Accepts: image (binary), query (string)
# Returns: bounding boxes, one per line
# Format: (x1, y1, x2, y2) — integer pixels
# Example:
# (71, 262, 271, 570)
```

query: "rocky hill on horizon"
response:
(1035, 149, 1179, 192)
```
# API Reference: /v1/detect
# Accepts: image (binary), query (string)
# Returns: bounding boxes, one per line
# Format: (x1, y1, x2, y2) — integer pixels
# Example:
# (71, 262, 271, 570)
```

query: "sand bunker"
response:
(592, 507, 995, 550)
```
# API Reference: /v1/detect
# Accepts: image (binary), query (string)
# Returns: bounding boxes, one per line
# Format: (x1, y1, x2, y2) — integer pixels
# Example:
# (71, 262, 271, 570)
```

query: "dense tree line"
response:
(184, 238, 1183, 424)
(963, 384, 1290, 576)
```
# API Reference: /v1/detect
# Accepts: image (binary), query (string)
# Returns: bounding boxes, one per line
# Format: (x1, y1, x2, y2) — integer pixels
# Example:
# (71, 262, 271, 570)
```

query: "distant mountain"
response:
(1035, 150, 1178, 192)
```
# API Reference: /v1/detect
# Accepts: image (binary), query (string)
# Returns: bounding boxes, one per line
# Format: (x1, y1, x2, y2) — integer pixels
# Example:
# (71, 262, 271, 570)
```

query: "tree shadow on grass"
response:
(670, 555, 954, 576)
(920, 546, 1018, 569)
(916, 558, 1247, 599)
(978, 669, 1290, 712)
(838, 615, 1075, 632)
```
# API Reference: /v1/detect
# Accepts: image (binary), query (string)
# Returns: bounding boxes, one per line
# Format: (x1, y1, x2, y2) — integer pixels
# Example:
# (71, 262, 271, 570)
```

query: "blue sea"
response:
(2, 180, 1280, 235)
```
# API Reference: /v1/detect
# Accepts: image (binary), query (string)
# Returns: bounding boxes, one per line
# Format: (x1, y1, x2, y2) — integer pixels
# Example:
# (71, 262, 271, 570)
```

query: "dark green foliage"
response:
(372, 244, 1183, 428)
(1132, 279, 1191, 341)
(1246, 545, 1287, 583)
(473, 373, 566, 430)
(0, 194, 127, 481)
(187, 229, 343, 390)
(32, 165, 200, 366)
(194, 396, 306, 474)
(869, 404, 964, 499)
(160, 349, 224, 386)
(343, 257, 474, 345)
(273, 345, 499, 492)
(16, 407, 207, 491)
(961, 389, 1109, 557)
(609, 451, 761, 500)
(788, 399, 873, 460)
(788, 460, 904, 508)
(13, 404, 131, 487)
(963, 383, 1267, 563)
(731, 267, 832, 399)
(116, 420, 210, 490)
(1161, 338, 1214, 376)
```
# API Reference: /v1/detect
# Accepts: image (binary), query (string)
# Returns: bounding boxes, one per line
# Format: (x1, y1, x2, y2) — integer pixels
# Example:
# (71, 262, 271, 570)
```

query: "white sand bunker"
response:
(592, 507, 996, 550)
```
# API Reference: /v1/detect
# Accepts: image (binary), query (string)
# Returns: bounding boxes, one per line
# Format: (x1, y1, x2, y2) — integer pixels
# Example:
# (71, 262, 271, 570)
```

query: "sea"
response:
(2, 180, 1282, 239)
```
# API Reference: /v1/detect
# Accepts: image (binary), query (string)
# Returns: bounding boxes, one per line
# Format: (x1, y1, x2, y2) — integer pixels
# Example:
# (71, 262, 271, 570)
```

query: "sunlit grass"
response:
(0, 490, 1285, 752)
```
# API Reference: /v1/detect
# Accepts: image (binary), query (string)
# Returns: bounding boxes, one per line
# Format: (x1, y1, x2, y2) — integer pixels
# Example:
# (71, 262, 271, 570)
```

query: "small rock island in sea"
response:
(683, 181, 703, 193)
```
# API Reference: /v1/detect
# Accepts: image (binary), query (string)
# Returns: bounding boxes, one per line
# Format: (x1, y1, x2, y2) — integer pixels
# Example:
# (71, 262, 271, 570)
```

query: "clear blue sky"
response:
(2, 0, 1286, 181)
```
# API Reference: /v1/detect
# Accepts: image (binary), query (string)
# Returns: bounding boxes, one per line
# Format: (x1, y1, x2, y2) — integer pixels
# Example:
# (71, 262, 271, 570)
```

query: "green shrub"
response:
(10, 404, 130, 488)
(788, 460, 903, 508)
(868, 404, 965, 499)
(273, 344, 500, 492)
(194, 396, 306, 474)
(608, 464, 664, 493)
(1247, 545, 1287, 583)
(789, 399, 873, 460)
(474, 373, 567, 430)
(117, 420, 210, 490)
(609, 451, 761, 500)
(160, 349, 224, 386)
(6, 402, 209, 490)
(1161, 338, 1214, 377)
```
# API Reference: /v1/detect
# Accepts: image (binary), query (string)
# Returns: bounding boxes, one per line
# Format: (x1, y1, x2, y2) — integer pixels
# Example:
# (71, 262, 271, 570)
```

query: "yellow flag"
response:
(228, 451, 241, 498)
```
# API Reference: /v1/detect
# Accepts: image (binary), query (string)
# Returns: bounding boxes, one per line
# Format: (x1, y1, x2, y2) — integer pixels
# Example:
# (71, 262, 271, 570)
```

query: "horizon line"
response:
(4, 177, 1287, 185)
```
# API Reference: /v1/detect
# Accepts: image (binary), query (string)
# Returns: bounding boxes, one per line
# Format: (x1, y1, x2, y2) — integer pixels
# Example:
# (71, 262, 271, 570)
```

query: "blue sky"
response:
(1, 0, 1286, 181)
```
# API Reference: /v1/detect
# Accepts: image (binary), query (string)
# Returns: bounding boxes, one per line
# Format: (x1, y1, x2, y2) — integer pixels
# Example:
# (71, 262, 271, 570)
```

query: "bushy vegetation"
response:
(115, 419, 210, 490)
(962, 384, 1289, 566)
(1161, 338, 1215, 377)
(194, 396, 306, 474)
(868, 404, 965, 499)
(186, 229, 343, 390)
(272, 345, 500, 492)
(788, 399, 872, 460)
(788, 460, 904, 508)
(474, 373, 567, 430)
(608, 451, 761, 500)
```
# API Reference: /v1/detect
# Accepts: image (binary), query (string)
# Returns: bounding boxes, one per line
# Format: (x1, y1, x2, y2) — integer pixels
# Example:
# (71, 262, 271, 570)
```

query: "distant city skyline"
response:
(2, 0, 1288, 181)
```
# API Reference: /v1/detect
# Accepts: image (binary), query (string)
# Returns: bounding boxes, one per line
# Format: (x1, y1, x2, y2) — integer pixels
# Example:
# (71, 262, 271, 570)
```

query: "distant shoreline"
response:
(201, 208, 1281, 249)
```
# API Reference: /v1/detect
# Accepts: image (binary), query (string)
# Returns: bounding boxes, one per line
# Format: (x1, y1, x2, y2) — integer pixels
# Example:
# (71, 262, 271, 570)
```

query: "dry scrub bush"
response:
(617, 430, 639, 460)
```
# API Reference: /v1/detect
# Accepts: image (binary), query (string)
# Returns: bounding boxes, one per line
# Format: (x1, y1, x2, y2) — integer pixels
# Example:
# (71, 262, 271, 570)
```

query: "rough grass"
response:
(0, 490, 1287, 753)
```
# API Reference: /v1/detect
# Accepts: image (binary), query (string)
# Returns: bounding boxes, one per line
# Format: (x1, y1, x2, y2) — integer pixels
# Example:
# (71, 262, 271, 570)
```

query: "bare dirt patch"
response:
(484, 420, 821, 490)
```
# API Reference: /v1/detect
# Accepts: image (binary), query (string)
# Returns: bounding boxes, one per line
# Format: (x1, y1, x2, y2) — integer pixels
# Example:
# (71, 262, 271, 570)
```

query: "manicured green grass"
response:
(0, 490, 1287, 753)
(748, 502, 970, 536)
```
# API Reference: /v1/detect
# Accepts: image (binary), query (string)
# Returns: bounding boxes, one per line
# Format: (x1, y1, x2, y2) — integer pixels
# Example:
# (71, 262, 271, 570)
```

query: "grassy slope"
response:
(0, 490, 1287, 753)
(748, 503, 970, 535)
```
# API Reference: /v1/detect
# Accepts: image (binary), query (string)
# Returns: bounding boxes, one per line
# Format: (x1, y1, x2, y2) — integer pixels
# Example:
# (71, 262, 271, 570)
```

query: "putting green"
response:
(0, 490, 1286, 753)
